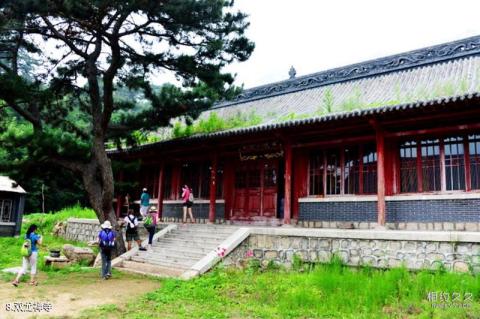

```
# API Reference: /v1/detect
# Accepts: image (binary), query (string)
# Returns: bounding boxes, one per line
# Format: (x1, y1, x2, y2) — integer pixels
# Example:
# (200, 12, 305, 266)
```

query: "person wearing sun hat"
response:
(98, 220, 116, 279)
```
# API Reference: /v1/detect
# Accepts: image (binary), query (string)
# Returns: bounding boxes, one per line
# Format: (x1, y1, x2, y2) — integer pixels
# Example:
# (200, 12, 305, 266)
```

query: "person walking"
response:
(124, 209, 146, 251)
(139, 188, 150, 217)
(12, 224, 42, 287)
(98, 220, 116, 280)
(144, 206, 158, 250)
(182, 184, 195, 223)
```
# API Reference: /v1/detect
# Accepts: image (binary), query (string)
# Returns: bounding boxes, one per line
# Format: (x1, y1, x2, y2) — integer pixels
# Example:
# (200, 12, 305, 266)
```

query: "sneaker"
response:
(139, 247, 147, 251)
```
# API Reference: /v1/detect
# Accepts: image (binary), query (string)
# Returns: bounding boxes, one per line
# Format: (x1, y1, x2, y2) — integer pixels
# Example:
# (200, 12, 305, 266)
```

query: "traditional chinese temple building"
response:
(111, 36, 480, 229)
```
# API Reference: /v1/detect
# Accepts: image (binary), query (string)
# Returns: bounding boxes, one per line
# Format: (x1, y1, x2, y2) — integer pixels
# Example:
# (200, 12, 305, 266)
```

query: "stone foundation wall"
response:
(223, 229, 480, 272)
(64, 218, 158, 242)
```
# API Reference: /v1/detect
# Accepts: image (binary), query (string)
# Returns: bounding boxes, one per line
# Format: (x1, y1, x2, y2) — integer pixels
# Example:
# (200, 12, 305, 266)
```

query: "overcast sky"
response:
(225, 0, 480, 89)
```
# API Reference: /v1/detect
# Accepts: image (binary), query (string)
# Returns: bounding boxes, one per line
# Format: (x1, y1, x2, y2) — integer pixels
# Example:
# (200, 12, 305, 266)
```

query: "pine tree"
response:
(0, 0, 254, 254)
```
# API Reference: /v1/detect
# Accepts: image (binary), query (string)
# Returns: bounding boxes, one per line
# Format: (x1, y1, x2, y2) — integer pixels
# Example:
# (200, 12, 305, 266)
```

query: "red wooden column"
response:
(209, 155, 218, 223)
(157, 163, 164, 220)
(374, 123, 386, 226)
(284, 140, 292, 225)
(115, 170, 124, 218)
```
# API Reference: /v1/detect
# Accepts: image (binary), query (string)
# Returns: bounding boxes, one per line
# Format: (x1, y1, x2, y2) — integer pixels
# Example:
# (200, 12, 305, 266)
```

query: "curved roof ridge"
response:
(214, 35, 480, 109)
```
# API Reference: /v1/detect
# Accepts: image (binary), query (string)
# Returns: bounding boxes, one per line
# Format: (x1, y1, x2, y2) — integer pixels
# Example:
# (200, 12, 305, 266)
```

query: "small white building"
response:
(0, 176, 26, 236)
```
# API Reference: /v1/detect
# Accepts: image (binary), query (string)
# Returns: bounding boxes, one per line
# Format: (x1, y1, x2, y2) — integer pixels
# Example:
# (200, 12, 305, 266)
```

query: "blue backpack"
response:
(99, 229, 116, 251)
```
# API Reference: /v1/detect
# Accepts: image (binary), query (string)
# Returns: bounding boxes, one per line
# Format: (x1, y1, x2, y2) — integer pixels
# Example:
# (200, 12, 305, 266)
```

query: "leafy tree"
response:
(0, 0, 254, 254)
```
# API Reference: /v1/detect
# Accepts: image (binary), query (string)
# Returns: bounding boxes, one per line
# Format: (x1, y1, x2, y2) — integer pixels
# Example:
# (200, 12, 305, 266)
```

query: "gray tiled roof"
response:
(112, 36, 480, 154)
(198, 35, 480, 124)
(202, 56, 480, 124)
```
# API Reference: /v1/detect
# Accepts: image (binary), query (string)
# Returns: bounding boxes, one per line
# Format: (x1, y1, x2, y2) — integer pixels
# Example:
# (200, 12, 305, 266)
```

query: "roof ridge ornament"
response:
(288, 66, 296, 79)
(214, 35, 480, 109)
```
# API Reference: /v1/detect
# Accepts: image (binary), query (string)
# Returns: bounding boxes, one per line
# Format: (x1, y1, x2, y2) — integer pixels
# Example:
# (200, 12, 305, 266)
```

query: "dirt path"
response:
(0, 271, 160, 319)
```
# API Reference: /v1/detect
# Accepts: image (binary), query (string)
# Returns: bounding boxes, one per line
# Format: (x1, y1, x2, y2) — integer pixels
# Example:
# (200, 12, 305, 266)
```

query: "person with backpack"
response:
(12, 224, 42, 287)
(98, 220, 116, 280)
(182, 184, 195, 223)
(144, 206, 158, 250)
(124, 209, 146, 251)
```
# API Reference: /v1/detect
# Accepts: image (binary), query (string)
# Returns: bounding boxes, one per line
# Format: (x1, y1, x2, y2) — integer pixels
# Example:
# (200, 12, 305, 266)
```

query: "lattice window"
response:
(181, 161, 211, 199)
(308, 144, 377, 196)
(326, 150, 341, 195)
(0, 199, 13, 223)
(362, 144, 378, 194)
(400, 141, 418, 193)
(309, 151, 324, 196)
(344, 146, 360, 194)
(421, 139, 441, 192)
(469, 134, 480, 190)
(444, 137, 465, 191)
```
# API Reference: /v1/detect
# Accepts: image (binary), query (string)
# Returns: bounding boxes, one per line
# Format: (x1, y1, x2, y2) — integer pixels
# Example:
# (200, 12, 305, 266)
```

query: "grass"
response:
(80, 259, 480, 319)
(0, 205, 96, 270)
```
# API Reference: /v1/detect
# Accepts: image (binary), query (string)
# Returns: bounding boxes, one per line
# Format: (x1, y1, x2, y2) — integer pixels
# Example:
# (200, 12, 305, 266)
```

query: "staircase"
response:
(115, 224, 240, 278)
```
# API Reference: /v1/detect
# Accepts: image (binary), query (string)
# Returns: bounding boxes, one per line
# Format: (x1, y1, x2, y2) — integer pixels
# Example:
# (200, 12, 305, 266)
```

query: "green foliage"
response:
(0, 0, 254, 221)
(0, 205, 95, 270)
(321, 88, 335, 114)
(172, 111, 262, 138)
(291, 253, 304, 271)
(0, 117, 88, 212)
(80, 264, 480, 319)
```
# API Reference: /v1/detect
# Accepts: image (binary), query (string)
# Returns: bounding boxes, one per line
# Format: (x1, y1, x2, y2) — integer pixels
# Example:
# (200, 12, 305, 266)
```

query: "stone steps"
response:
(131, 255, 194, 269)
(117, 260, 185, 277)
(137, 250, 201, 263)
(152, 244, 216, 255)
(149, 247, 208, 258)
(114, 223, 243, 278)
(157, 238, 221, 248)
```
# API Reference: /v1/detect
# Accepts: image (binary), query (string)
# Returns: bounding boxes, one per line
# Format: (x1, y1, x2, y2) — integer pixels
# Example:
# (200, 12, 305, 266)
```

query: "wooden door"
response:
(232, 169, 247, 218)
(247, 168, 261, 217)
(262, 162, 277, 217)
(232, 160, 278, 219)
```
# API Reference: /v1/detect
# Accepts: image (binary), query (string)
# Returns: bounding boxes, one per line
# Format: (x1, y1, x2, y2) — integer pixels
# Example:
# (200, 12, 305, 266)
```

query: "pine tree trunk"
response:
(82, 139, 127, 257)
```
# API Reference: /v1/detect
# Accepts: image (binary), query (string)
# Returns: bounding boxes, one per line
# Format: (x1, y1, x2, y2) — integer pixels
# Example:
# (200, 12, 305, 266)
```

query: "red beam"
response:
(284, 139, 292, 224)
(293, 135, 375, 149)
(386, 123, 480, 138)
(209, 155, 218, 223)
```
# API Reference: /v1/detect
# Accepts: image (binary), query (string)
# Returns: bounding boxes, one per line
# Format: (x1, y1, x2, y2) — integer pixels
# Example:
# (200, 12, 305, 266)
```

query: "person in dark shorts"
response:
(181, 184, 195, 223)
(124, 209, 146, 251)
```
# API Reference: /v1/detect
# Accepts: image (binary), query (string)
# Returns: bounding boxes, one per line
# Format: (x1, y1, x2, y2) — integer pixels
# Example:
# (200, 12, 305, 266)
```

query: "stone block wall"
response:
(223, 230, 480, 273)
(64, 218, 158, 242)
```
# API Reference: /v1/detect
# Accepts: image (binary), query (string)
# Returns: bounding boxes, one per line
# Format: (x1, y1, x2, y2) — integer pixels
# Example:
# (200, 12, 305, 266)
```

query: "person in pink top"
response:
(181, 185, 195, 223)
